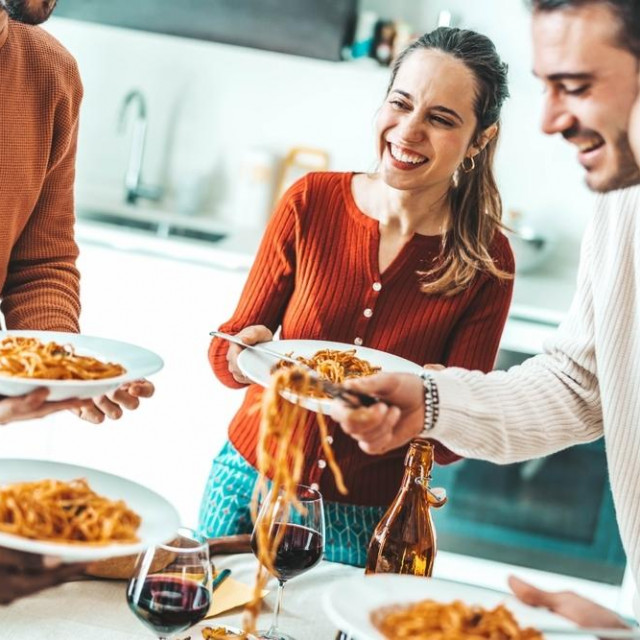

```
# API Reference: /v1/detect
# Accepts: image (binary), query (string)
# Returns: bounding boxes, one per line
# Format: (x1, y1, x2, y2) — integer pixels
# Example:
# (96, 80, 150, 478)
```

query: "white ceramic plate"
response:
(323, 574, 591, 640)
(0, 459, 180, 562)
(237, 339, 423, 413)
(0, 330, 163, 400)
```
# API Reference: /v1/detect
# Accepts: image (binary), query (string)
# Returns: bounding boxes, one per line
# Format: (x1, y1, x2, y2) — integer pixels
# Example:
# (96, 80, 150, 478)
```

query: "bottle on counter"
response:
(371, 19, 396, 66)
(350, 10, 378, 59)
(365, 439, 447, 576)
(232, 147, 278, 229)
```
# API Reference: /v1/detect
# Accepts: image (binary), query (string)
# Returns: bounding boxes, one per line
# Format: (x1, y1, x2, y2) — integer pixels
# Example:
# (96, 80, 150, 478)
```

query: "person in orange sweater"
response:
(0, 1, 153, 423)
(199, 27, 515, 566)
(0, 0, 155, 607)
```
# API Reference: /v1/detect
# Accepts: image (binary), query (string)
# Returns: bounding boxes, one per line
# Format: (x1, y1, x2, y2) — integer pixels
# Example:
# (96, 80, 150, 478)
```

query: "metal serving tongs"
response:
(210, 331, 385, 409)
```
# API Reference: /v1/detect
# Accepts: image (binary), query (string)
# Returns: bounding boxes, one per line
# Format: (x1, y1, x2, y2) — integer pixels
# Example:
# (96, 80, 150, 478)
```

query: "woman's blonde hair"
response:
(387, 27, 512, 296)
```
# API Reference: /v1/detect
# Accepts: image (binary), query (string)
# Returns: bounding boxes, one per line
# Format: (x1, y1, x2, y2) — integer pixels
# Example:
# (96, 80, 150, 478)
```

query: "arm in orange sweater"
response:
(443, 233, 515, 372)
(208, 178, 306, 388)
(1, 57, 82, 333)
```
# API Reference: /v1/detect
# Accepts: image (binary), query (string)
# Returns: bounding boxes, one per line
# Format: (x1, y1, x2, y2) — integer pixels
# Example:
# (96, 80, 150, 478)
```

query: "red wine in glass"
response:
(251, 484, 325, 640)
(127, 529, 212, 640)
(127, 575, 211, 636)
(251, 523, 323, 582)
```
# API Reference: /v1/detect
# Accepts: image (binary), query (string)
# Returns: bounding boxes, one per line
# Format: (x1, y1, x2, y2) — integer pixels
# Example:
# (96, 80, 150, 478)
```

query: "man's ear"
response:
(469, 123, 499, 156)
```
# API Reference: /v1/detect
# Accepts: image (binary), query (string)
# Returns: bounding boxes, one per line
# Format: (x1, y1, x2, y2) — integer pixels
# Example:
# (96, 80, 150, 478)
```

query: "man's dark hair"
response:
(1, 0, 58, 25)
(528, 0, 640, 56)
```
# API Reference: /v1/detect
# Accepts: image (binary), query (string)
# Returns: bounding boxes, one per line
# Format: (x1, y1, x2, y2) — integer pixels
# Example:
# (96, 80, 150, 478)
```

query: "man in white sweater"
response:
(333, 0, 640, 626)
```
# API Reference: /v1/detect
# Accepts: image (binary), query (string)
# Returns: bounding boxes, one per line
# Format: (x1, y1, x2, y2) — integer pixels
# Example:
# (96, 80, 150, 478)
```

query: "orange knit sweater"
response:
(210, 173, 514, 506)
(0, 16, 81, 332)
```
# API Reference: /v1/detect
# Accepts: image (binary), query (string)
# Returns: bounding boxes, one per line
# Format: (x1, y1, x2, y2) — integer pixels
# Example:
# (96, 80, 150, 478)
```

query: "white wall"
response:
(45, 18, 389, 224)
(44, 0, 594, 257)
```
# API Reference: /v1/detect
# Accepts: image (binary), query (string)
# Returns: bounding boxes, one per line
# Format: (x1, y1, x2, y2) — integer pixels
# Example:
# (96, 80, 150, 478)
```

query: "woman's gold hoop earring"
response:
(462, 155, 476, 173)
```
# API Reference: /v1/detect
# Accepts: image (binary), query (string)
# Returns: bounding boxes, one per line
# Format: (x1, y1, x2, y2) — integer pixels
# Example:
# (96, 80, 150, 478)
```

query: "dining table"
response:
(0, 552, 359, 640)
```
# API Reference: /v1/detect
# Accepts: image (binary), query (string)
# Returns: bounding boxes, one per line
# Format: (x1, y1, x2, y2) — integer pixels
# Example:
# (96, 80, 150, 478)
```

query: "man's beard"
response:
(588, 131, 640, 193)
(1, 0, 56, 25)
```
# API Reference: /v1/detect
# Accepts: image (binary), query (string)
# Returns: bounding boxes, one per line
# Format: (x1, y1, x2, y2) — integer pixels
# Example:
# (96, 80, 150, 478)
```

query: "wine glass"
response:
(127, 528, 212, 640)
(250, 484, 325, 640)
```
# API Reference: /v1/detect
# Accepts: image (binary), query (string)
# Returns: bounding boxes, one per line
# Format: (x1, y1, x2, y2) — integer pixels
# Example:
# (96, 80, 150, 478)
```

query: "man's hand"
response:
(0, 547, 86, 605)
(72, 379, 155, 424)
(225, 325, 273, 384)
(329, 372, 425, 454)
(508, 576, 631, 630)
(0, 389, 89, 426)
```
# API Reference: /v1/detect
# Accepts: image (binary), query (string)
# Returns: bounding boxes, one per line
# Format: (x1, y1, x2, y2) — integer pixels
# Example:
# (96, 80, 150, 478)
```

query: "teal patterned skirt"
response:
(197, 441, 386, 567)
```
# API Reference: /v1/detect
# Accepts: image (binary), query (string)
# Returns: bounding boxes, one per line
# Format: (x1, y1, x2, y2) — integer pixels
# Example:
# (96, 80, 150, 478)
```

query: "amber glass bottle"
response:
(365, 439, 447, 576)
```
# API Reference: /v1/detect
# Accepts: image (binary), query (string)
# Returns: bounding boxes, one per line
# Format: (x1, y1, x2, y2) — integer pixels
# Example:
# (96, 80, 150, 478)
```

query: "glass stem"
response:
(268, 580, 286, 633)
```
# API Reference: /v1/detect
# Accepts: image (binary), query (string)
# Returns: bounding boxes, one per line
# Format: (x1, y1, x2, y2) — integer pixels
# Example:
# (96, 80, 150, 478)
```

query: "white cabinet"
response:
(78, 242, 250, 526)
(0, 238, 251, 528)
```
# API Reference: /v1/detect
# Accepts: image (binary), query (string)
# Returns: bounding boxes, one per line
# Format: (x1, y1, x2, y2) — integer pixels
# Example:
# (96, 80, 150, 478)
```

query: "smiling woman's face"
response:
(375, 49, 480, 194)
(0, 0, 57, 25)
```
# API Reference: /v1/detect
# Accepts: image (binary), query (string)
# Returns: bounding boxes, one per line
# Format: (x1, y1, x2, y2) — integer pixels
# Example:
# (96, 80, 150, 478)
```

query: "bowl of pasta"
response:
(323, 575, 589, 640)
(0, 330, 163, 400)
(0, 459, 179, 562)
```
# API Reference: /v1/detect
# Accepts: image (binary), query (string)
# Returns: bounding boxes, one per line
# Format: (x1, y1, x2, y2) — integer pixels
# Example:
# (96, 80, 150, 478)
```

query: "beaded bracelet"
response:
(420, 371, 440, 431)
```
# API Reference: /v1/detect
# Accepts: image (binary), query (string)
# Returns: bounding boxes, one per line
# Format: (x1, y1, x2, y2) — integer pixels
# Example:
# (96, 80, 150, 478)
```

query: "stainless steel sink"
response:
(77, 209, 228, 245)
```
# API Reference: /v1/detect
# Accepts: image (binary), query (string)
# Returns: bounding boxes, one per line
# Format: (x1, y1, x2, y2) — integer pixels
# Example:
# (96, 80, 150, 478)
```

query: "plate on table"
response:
(237, 339, 423, 413)
(0, 330, 163, 400)
(0, 459, 180, 562)
(323, 574, 592, 640)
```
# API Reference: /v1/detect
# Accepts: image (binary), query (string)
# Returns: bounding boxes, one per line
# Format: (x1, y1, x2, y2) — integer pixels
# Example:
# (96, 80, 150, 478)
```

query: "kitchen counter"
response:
(511, 252, 578, 325)
(74, 196, 579, 355)
(75, 209, 260, 271)
(502, 257, 578, 354)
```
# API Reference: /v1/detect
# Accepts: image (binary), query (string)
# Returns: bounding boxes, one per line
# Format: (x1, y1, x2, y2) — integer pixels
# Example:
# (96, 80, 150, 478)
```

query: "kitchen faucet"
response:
(118, 89, 163, 205)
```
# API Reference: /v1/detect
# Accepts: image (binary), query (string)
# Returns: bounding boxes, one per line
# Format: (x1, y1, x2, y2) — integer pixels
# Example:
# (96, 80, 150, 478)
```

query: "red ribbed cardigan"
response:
(0, 19, 81, 332)
(209, 172, 514, 506)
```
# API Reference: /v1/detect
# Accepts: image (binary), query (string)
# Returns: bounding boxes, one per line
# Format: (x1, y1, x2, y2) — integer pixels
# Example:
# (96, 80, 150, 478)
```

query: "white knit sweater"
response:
(428, 185, 640, 617)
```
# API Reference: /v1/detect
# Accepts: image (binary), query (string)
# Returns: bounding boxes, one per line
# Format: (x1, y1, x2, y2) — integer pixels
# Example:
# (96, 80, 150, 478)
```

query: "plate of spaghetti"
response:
(0, 330, 163, 400)
(237, 339, 422, 412)
(323, 575, 587, 640)
(0, 459, 180, 561)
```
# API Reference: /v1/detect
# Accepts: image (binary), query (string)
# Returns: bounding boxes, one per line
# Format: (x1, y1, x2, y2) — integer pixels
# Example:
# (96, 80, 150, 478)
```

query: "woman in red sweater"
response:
(199, 27, 514, 566)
